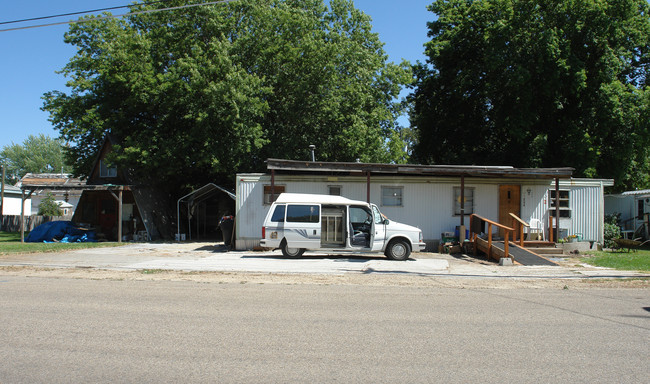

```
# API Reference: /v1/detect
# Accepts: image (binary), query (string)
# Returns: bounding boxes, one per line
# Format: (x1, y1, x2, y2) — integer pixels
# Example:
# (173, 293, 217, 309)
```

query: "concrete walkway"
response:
(0, 242, 647, 279)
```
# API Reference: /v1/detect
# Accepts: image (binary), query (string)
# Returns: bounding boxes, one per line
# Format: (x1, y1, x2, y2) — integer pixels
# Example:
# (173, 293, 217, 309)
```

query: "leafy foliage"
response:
(0, 134, 71, 184)
(604, 223, 622, 249)
(410, 0, 650, 191)
(604, 213, 621, 226)
(42, 0, 411, 190)
(37, 193, 63, 216)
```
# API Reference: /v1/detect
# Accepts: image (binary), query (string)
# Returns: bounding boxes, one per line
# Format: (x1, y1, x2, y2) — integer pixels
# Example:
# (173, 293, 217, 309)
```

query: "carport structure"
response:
(17, 182, 131, 243)
(176, 183, 236, 241)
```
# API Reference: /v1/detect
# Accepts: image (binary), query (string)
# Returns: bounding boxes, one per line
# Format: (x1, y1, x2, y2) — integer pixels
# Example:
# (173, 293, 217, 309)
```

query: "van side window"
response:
(270, 205, 285, 222)
(286, 205, 320, 223)
(372, 206, 384, 224)
(350, 206, 371, 223)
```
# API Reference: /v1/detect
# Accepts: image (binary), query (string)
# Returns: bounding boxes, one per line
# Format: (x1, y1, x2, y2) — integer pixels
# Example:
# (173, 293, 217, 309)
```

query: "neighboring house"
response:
(234, 159, 613, 250)
(56, 200, 75, 216)
(604, 189, 650, 238)
(71, 135, 158, 241)
(0, 183, 31, 216)
(16, 173, 83, 215)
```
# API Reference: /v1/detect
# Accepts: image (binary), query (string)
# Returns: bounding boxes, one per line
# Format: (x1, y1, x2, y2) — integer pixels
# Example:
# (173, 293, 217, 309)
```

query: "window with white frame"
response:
(453, 187, 474, 215)
(381, 186, 403, 206)
(99, 159, 117, 178)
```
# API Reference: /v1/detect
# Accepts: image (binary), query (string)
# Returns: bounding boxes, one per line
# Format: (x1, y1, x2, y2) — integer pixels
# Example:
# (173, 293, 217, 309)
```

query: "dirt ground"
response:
(1, 259, 648, 290)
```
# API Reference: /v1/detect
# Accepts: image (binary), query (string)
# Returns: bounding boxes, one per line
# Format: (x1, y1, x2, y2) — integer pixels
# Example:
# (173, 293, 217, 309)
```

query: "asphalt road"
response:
(1, 276, 648, 383)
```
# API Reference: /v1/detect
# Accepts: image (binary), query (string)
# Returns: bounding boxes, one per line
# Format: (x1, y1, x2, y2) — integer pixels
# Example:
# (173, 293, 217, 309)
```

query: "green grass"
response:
(580, 249, 650, 272)
(0, 231, 124, 255)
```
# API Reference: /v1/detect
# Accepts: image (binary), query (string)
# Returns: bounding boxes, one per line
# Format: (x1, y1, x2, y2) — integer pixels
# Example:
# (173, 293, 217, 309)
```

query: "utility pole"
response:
(1, 164, 5, 221)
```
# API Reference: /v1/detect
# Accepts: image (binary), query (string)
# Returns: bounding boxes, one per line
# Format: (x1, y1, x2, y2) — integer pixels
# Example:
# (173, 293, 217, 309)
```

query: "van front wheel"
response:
(385, 239, 411, 261)
(281, 240, 305, 258)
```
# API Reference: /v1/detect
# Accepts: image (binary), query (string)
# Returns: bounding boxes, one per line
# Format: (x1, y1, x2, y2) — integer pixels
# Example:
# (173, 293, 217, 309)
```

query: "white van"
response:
(260, 193, 426, 260)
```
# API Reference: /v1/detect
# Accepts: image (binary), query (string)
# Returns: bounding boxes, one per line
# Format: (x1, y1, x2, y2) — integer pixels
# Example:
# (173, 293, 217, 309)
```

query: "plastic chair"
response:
(528, 218, 545, 241)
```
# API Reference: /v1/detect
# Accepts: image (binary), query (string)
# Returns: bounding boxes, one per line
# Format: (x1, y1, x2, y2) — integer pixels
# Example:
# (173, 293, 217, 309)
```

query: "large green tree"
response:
(410, 0, 650, 190)
(43, 0, 411, 190)
(0, 134, 71, 184)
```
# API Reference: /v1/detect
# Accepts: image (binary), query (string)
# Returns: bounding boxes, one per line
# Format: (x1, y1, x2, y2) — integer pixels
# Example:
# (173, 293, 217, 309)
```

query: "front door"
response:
(498, 185, 521, 239)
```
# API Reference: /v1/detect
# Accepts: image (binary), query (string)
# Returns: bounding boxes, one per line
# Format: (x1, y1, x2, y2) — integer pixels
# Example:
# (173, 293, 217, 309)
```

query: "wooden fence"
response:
(1, 215, 73, 232)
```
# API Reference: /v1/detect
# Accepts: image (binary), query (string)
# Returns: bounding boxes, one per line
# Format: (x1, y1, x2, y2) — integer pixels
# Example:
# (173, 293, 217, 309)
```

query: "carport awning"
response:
(176, 183, 236, 241)
(178, 183, 235, 204)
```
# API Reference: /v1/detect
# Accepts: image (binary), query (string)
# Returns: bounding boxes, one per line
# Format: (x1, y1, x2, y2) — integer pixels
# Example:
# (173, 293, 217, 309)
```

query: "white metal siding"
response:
(235, 174, 608, 249)
(605, 195, 635, 223)
(235, 175, 269, 250)
(521, 182, 605, 243)
(569, 186, 602, 242)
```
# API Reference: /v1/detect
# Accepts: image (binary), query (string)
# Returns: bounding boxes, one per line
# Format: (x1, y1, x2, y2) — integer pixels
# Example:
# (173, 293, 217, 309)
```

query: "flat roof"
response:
(267, 159, 574, 179)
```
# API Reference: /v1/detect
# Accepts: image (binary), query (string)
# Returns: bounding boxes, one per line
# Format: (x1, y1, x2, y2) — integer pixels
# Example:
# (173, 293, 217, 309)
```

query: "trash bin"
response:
(219, 215, 234, 246)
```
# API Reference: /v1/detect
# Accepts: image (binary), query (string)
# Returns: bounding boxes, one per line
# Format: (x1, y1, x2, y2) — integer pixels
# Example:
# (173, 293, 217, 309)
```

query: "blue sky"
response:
(0, 1, 431, 150)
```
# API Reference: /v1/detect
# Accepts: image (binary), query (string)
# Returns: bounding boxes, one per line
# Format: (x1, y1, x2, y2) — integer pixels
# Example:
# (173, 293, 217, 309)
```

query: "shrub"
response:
(604, 213, 621, 226)
(603, 222, 621, 249)
(37, 193, 63, 216)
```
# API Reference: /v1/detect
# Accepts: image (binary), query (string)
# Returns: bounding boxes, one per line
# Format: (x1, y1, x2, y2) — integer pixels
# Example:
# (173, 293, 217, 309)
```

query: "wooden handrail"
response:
(470, 214, 514, 232)
(509, 213, 529, 228)
(469, 214, 514, 261)
(509, 213, 529, 246)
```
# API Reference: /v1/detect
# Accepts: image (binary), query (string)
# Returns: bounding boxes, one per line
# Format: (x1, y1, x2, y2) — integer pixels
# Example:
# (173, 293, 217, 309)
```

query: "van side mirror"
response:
(384, 219, 390, 225)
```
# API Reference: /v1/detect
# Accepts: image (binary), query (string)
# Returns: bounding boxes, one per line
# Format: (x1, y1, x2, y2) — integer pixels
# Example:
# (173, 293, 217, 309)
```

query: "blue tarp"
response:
(26, 221, 97, 243)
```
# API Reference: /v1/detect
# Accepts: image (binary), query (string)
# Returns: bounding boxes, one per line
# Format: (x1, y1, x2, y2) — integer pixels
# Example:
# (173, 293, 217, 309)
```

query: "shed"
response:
(235, 159, 613, 250)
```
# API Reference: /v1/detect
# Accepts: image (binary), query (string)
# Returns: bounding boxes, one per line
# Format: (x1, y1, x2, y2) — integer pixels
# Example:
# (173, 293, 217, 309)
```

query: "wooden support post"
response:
(19, 189, 33, 243)
(487, 223, 493, 260)
(20, 189, 25, 243)
(270, 169, 275, 203)
(108, 188, 124, 243)
(118, 189, 123, 243)
(555, 178, 560, 242)
(0, 164, 4, 221)
(460, 175, 465, 226)
(549, 215, 554, 243)
(504, 230, 509, 259)
(366, 171, 371, 203)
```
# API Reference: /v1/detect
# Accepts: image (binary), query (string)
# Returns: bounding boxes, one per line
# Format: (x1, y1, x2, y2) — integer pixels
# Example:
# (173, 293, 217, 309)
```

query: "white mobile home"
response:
(604, 189, 650, 238)
(235, 159, 613, 251)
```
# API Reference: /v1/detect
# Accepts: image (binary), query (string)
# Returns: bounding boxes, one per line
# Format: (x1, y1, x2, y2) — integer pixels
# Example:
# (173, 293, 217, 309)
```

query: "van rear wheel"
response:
(281, 240, 305, 258)
(385, 239, 411, 261)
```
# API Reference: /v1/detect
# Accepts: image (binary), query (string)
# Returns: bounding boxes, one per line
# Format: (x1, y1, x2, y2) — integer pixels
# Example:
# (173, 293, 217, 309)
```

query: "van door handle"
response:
(314, 230, 317, 235)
